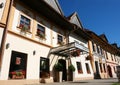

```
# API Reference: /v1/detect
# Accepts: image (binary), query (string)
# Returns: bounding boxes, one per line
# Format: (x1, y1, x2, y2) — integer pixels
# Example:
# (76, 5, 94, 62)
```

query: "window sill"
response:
(17, 26, 32, 34)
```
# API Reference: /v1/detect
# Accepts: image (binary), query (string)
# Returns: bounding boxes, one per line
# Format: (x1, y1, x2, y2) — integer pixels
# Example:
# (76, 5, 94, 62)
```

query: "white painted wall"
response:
(69, 33, 93, 79)
(0, 33, 50, 80)
(71, 56, 93, 78)
(0, 0, 6, 21)
(69, 33, 88, 47)
(12, 3, 66, 47)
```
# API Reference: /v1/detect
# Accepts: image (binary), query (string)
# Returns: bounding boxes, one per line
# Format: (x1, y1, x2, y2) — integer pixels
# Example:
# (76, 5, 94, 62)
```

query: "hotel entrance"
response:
(9, 51, 27, 79)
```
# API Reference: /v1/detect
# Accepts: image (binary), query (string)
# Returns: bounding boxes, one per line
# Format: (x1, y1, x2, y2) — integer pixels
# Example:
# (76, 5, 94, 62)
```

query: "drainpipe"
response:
(0, 0, 13, 68)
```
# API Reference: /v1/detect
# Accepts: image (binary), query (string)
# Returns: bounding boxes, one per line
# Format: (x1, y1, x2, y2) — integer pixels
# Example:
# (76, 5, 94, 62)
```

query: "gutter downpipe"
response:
(0, 0, 13, 70)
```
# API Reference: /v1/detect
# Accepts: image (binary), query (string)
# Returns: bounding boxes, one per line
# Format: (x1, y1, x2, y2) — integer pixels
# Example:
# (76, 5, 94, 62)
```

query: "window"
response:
(114, 55, 117, 62)
(106, 52, 108, 59)
(37, 24, 45, 39)
(92, 42, 95, 52)
(19, 15, 30, 31)
(85, 63, 91, 74)
(40, 57, 49, 78)
(99, 63, 103, 73)
(57, 34, 63, 44)
(76, 62, 83, 74)
(103, 64, 106, 72)
(111, 54, 113, 61)
(96, 45, 100, 53)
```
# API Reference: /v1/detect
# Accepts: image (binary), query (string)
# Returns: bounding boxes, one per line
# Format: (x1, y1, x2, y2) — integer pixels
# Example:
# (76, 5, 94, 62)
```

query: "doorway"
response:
(94, 61, 101, 79)
(107, 65, 113, 77)
(9, 51, 27, 79)
(58, 59, 67, 81)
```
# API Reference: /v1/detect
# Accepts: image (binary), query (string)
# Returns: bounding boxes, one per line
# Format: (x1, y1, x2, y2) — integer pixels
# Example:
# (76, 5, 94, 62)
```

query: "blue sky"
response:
(59, 0, 120, 47)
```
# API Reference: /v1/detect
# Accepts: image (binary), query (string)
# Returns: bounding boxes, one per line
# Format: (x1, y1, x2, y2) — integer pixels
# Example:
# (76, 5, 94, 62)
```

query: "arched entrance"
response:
(58, 59, 67, 81)
(107, 65, 113, 77)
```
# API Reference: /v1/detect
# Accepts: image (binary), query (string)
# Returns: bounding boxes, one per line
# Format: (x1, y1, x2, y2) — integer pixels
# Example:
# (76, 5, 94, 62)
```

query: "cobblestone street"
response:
(0, 78, 119, 85)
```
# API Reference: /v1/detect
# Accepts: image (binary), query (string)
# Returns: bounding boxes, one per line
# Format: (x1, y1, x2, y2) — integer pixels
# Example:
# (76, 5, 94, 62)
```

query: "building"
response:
(68, 12, 94, 80)
(0, 0, 94, 83)
(85, 30, 120, 79)
(0, 0, 120, 83)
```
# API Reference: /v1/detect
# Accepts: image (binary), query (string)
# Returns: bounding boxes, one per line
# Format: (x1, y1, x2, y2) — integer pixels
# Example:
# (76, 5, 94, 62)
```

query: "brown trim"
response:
(8, 30, 52, 48)
(0, 0, 13, 68)
(0, 22, 5, 28)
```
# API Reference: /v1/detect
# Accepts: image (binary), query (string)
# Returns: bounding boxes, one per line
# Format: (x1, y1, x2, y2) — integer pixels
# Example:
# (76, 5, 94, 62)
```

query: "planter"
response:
(68, 64, 75, 81)
(53, 63, 63, 82)
(55, 71, 62, 82)
(68, 71, 75, 81)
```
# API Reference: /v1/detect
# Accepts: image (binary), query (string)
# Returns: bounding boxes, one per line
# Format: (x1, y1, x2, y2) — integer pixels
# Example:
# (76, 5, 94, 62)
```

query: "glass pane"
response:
(19, 15, 30, 30)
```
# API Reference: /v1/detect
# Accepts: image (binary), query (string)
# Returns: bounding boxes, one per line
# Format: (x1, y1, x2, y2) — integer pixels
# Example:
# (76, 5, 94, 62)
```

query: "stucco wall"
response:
(0, 0, 6, 21)
(0, 33, 50, 80)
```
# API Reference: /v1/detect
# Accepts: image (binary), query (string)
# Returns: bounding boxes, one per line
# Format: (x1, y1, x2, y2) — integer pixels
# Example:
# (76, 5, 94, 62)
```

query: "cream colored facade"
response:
(0, 0, 67, 81)
(105, 52, 118, 78)
(88, 40, 108, 79)
(0, 0, 120, 83)
(86, 32, 120, 79)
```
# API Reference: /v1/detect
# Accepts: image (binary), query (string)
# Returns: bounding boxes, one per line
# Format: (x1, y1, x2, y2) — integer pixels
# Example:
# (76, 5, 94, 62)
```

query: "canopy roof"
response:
(49, 42, 89, 57)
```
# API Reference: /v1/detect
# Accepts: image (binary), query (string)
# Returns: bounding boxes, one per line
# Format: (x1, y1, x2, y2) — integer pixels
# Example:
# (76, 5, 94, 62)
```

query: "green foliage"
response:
(68, 64, 75, 72)
(112, 83, 120, 85)
(54, 63, 63, 71)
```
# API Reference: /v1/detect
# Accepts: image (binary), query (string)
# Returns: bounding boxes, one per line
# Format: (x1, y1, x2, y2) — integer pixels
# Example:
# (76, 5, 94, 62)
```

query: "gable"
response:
(43, 0, 63, 15)
(68, 12, 83, 28)
(99, 34, 108, 42)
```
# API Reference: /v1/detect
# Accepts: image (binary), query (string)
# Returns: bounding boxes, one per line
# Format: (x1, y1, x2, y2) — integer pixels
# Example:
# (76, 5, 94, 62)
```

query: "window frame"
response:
(18, 14, 32, 33)
(36, 23, 46, 39)
(57, 34, 64, 44)
(76, 62, 83, 74)
(85, 63, 91, 74)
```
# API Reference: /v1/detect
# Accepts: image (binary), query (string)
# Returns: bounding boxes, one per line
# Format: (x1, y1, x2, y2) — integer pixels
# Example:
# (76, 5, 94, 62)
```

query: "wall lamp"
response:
(33, 50, 36, 55)
(6, 43, 10, 49)
(0, 2, 4, 8)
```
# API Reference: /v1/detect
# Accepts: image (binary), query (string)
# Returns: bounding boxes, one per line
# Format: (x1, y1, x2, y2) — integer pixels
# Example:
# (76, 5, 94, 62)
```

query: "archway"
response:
(107, 65, 113, 77)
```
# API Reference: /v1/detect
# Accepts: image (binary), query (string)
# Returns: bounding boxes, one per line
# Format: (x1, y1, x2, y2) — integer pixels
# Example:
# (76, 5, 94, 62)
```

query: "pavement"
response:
(0, 78, 119, 85)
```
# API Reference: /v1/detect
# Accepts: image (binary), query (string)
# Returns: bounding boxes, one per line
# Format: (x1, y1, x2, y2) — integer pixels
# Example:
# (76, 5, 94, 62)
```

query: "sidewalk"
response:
(0, 78, 119, 85)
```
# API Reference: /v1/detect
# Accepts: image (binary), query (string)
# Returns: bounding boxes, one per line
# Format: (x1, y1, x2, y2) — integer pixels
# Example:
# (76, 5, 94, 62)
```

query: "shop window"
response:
(76, 62, 83, 74)
(40, 57, 49, 78)
(9, 51, 27, 79)
(57, 34, 64, 45)
(37, 24, 45, 39)
(85, 63, 91, 74)
(19, 15, 31, 32)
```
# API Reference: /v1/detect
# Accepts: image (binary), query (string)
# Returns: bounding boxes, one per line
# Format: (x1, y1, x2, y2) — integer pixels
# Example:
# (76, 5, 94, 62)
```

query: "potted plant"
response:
(19, 25, 29, 35)
(37, 31, 46, 40)
(68, 64, 75, 81)
(54, 63, 63, 82)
